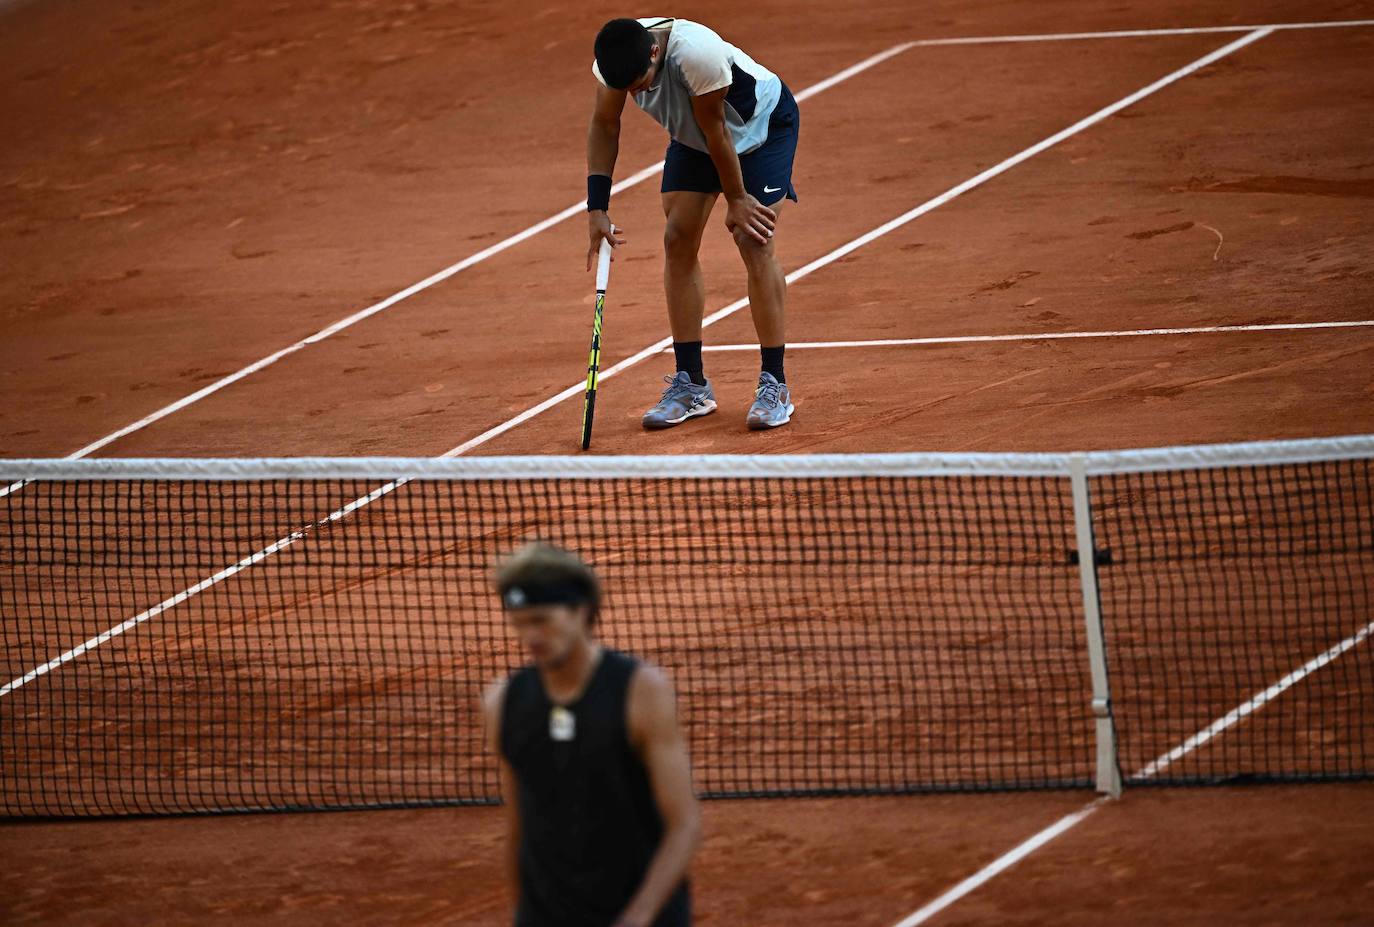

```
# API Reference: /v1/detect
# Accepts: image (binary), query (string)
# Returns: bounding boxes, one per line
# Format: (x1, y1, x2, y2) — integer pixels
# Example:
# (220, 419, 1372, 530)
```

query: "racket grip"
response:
(581, 392, 596, 451)
(595, 238, 612, 292)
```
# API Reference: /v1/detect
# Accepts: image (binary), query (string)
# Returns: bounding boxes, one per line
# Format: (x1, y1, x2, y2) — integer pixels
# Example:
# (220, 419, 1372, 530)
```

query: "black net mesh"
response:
(2, 473, 1090, 817)
(1091, 458, 1374, 784)
(2, 450, 1370, 818)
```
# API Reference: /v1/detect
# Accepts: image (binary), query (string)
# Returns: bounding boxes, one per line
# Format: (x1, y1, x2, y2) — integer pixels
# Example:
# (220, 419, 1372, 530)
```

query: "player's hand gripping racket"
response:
(581, 238, 613, 450)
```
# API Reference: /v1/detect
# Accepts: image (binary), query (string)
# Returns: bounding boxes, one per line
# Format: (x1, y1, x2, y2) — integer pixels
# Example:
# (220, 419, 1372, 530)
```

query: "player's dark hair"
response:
(496, 542, 603, 627)
(594, 18, 654, 90)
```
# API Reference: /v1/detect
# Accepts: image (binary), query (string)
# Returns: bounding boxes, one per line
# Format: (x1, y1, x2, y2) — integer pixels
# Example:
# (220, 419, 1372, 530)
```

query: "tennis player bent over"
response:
(483, 543, 699, 927)
(585, 17, 800, 430)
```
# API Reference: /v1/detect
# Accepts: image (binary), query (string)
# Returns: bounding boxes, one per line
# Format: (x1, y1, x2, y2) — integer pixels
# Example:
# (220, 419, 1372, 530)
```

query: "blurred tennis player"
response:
(483, 542, 699, 927)
(585, 17, 800, 430)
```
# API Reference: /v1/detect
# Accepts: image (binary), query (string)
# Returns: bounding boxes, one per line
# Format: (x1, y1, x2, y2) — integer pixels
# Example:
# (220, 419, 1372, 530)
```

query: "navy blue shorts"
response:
(661, 82, 799, 207)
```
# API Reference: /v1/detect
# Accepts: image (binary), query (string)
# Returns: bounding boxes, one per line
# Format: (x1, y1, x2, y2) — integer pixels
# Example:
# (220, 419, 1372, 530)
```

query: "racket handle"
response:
(581, 391, 597, 451)
(595, 238, 612, 292)
(581, 291, 605, 451)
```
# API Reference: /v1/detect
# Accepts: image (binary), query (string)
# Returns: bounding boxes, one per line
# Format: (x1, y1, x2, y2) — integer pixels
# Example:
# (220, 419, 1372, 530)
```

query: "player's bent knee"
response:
(663, 223, 700, 262)
(734, 229, 774, 262)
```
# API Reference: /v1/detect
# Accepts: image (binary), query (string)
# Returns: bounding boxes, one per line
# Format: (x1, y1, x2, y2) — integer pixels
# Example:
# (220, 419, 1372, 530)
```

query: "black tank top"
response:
(500, 649, 691, 927)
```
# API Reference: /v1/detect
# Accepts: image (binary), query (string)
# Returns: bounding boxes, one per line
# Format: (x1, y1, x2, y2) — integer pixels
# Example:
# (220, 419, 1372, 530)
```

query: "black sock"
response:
(761, 345, 786, 384)
(673, 341, 706, 386)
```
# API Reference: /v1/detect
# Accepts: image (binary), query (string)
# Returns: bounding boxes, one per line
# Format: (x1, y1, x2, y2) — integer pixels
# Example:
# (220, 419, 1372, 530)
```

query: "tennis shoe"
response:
(746, 372, 794, 430)
(642, 371, 717, 429)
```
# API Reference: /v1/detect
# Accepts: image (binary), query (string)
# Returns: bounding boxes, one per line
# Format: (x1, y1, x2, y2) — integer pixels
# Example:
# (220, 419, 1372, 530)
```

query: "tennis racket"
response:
(581, 238, 613, 450)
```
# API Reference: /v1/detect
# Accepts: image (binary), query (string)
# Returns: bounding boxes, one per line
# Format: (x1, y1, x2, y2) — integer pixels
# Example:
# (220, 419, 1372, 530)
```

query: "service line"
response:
(694, 320, 1374, 353)
(904, 19, 1374, 47)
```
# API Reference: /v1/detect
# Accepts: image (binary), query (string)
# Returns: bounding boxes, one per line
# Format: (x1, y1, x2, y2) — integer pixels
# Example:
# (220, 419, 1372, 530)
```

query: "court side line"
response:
(888, 617, 1374, 926)
(446, 28, 1274, 456)
(0, 29, 1273, 697)
(890, 799, 1110, 927)
(905, 19, 1374, 46)
(11, 42, 914, 475)
(1133, 618, 1374, 780)
(695, 320, 1374, 352)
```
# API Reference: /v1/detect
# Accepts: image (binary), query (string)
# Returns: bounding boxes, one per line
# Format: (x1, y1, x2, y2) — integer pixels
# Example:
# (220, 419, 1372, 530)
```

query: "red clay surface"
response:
(931, 785, 1374, 927)
(2, 1, 1373, 457)
(4, 0, 1374, 924)
(2, 787, 1371, 926)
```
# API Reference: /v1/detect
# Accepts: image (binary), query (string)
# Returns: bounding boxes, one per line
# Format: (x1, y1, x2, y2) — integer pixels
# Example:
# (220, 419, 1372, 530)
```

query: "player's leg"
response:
(733, 198, 787, 350)
(737, 82, 800, 430)
(644, 141, 720, 430)
(733, 202, 793, 430)
(663, 190, 717, 363)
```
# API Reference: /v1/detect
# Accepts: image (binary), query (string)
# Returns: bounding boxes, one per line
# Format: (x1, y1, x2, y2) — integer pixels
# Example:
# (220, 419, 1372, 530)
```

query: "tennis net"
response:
(1, 436, 1370, 817)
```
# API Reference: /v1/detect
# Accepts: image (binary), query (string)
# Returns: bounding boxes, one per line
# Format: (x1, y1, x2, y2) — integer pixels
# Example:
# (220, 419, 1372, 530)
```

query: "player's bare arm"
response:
(690, 88, 775, 246)
(614, 665, 701, 927)
(482, 680, 521, 897)
(587, 84, 629, 271)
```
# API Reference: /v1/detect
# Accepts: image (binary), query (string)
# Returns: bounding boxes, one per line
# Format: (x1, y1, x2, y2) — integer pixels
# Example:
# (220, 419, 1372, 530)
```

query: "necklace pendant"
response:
(549, 706, 576, 742)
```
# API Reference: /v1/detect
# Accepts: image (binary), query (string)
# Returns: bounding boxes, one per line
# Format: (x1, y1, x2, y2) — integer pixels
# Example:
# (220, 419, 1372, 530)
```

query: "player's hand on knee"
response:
(725, 195, 776, 246)
(587, 213, 626, 271)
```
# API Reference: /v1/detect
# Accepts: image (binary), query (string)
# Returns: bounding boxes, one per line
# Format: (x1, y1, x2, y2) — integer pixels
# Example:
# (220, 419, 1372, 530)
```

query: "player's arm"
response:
(482, 680, 521, 898)
(690, 88, 774, 246)
(587, 84, 629, 270)
(614, 665, 702, 927)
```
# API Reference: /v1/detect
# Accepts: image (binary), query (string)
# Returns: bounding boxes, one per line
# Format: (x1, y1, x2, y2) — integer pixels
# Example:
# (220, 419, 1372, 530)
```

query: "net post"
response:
(1069, 455, 1122, 798)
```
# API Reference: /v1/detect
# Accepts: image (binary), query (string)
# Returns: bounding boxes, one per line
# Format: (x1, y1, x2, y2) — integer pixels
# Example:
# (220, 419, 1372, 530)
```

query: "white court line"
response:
(906, 19, 1374, 46)
(0, 31, 1278, 697)
(1133, 619, 1374, 780)
(890, 799, 1111, 927)
(888, 616, 1374, 926)
(447, 28, 1275, 455)
(2, 41, 914, 481)
(793, 40, 916, 101)
(695, 320, 1374, 352)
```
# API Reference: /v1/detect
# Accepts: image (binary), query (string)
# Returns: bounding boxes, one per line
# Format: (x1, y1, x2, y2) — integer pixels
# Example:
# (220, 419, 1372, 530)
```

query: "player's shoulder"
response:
(624, 660, 679, 748)
(666, 18, 723, 43)
(483, 664, 536, 711)
(627, 658, 677, 706)
(667, 19, 730, 55)
(665, 19, 732, 83)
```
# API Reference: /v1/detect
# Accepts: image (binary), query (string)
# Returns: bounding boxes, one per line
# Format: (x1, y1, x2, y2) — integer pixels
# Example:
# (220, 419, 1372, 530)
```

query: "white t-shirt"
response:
(592, 18, 782, 154)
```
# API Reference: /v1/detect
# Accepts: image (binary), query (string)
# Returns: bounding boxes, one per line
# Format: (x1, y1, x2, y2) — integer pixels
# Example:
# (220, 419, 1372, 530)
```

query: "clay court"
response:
(2, 1, 1373, 924)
